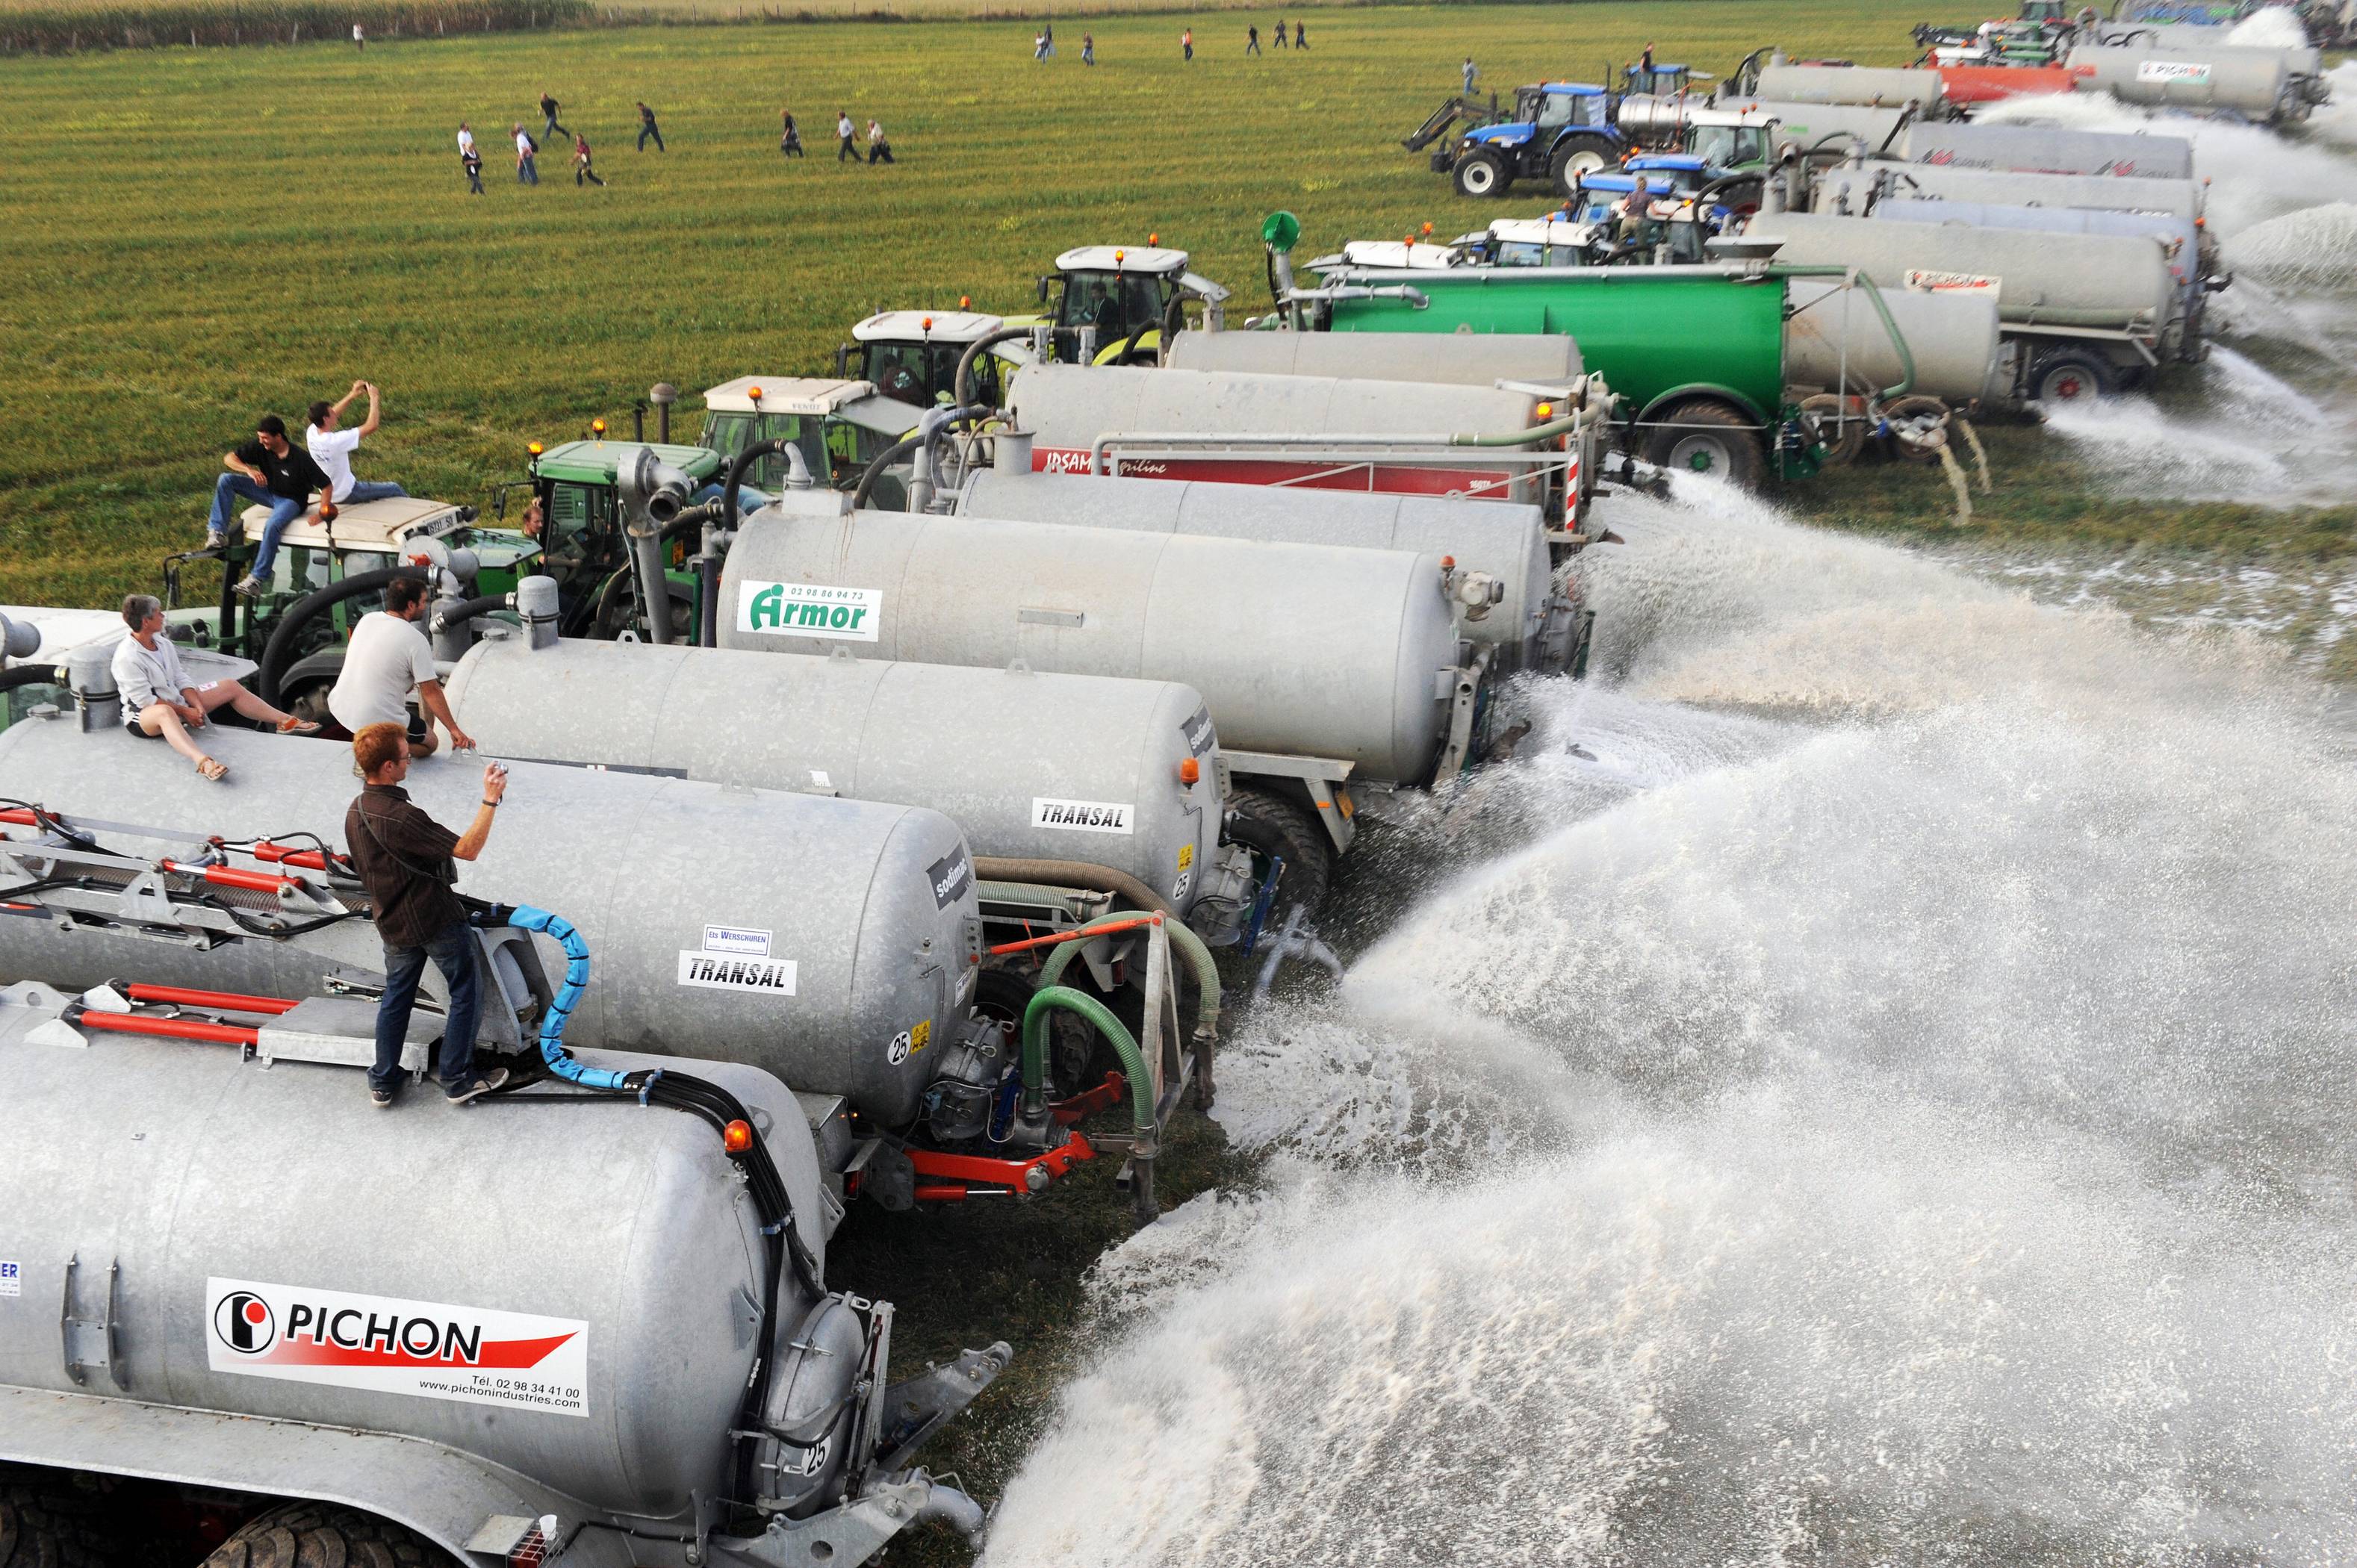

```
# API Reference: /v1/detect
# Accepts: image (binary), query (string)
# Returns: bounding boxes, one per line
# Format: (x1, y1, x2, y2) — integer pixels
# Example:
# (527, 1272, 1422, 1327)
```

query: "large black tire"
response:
(0, 1469, 128, 1568)
(591, 573, 695, 644)
(974, 965, 1112, 1101)
(2028, 349, 2114, 407)
(1225, 786, 1334, 918)
(1642, 399, 1767, 488)
(1452, 149, 1511, 199)
(1547, 135, 1616, 195)
(199, 1502, 451, 1568)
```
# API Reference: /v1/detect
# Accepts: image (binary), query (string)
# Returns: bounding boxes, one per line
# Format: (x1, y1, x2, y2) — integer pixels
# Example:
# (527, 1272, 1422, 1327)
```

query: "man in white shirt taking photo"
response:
(306, 382, 408, 508)
(327, 574, 476, 756)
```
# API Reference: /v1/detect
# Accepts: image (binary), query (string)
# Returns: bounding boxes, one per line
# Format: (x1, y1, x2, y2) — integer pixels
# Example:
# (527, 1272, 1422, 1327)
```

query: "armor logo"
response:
(214, 1291, 276, 1355)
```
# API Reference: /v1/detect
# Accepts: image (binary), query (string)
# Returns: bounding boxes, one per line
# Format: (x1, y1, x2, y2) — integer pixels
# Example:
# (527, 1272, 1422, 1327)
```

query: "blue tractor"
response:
(1437, 83, 1627, 199)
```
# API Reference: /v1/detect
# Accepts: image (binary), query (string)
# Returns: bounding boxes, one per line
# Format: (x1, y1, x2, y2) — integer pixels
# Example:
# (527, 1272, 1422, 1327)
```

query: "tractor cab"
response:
(839, 310, 1013, 407)
(1621, 153, 1719, 194)
(1477, 217, 1602, 267)
(529, 438, 721, 637)
(1621, 61, 1698, 98)
(1474, 83, 1612, 150)
(698, 376, 928, 493)
(1036, 246, 1230, 364)
(1680, 108, 1781, 169)
(1559, 174, 1717, 262)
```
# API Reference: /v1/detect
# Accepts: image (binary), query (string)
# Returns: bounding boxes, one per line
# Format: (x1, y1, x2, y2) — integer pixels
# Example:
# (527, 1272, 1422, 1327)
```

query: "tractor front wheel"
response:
(1453, 149, 1511, 199)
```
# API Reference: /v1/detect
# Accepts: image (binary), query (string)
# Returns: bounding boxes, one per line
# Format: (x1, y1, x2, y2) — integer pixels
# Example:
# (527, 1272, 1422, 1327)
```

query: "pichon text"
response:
(287, 1303, 485, 1363)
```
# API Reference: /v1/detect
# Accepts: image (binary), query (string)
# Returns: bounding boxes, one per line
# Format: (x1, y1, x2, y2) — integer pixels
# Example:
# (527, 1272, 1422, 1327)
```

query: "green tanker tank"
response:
(1265, 214, 1912, 487)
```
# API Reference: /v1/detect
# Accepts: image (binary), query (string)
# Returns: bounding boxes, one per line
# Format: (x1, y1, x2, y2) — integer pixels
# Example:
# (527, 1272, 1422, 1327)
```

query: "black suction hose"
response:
(428, 594, 515, 637)
(0, 664, 66, 693)
(954, 323, 1033, 408)
(849, 432, 925, 511)
(257, 567, 429, 708)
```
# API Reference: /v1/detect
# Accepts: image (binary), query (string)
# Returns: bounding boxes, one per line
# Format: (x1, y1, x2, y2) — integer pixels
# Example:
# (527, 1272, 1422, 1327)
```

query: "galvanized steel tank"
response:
(954, 467, 1554, 658)
(0, 720, 978, 1122)
(1874, 198, 2205, 309)
(2093, 23, 2325, 77)
(1754, 64, 1945, 110)
(447, 634, 1219, 908)
(2064, 43, 2293, 116)
(1723, 97, 1913, 149)
(1165, 329, 1584, 387)
(1782, 278, 2007, 405)
(1895, 121, 2195, 179)
(1005, 362, 1549, 505)
(0, 1007, 827, 1519)
(1813, 163, 2203, 222)
(715, 508, 1460, 784)
(1745, 211, 2179, 335)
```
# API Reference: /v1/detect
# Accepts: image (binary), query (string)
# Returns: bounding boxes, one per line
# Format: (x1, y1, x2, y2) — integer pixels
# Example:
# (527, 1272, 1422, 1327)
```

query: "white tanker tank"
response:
(1754, 63, 1946, 110)
(952, 467, 1565, 667)
(0, 716, 981, 1125)
(715, 508, 1462, 786)
(1813, 162, 2204, 223)
(1719, 96, 1913, 149)
(1164, 329, 1584, 387)
(1782, 278, 2009, 405)
(445, 632, 1221, 910)
(1893, 121, 2195, 179)
(1874, 197, 2213, 337)
(1004, 361, 1555, 510)
(2063, 43, 2299, 118)
(0, 987, 1002, 1565)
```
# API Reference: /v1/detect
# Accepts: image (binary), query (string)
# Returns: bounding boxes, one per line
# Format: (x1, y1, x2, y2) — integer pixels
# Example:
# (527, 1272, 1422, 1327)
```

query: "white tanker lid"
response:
(852, 310, 1007, 344)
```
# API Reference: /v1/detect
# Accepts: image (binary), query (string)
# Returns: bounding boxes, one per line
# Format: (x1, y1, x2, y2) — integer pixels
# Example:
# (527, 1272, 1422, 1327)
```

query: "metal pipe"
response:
(75, 1011, 258, 1047)
(1768, 264, 1916, 401)
(955, 324, 1034, 408)
(971, 856, 1172, 916)
(1282, 283, 1430, 308)
(123, 983, 300, 1015)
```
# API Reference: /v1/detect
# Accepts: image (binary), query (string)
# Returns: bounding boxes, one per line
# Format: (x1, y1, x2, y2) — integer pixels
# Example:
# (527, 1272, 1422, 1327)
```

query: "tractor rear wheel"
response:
(1548, 137, 1615, 195)
(0, 1467, 131, 1568)
(2028, 349, 2114, 407)
(1643, 399, 1767, 488)
(1224, 786, 1334, 919)
(1453, 149, 1510, 199)
(200, 1502, 450, 1568)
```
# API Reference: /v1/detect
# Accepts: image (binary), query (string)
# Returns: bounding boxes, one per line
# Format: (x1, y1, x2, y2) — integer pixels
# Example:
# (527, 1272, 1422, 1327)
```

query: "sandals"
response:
(196, 757, 229, 782)
(277, 717, 323, 735)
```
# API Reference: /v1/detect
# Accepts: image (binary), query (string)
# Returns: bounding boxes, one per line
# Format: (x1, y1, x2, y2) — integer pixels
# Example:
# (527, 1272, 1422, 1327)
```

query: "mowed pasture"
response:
(0, 0, 1928, 612)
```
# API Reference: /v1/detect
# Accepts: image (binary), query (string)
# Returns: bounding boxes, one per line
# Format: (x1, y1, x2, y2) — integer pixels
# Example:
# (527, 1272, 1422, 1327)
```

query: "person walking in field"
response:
(574, 132, 606, 187)
(1181, 26, 1193, 60)
(1463, 57, 1477, 96)
(1294, 20, 1305, 48)
(1081, 31, 1095, 63)
(636, 101, 665, 152)
(513, 123, 539, 184)
(1247, 24, 1261, 55)
(1273, 15, 1287, 47)
(1043, 21, 1055, 56)
(353, 22, 364, 49)
(866, 118, 893, 164)
(538, 91, 569, 142)
(308, 382, 407, 508)
(1034, 29, 1049, 61)
(462, 142, 484, 193)
(780, 109, 805, 156)
(836, 109, 857, 162)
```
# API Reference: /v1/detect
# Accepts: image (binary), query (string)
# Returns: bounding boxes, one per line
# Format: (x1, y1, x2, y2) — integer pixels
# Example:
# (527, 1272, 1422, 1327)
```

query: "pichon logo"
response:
(214, 1291, 276, 1355)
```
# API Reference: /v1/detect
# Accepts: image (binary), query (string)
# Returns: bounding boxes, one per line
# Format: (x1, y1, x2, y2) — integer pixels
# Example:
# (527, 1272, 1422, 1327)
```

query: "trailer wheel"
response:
(1453, 150, 1510, 199)
(0, 1468, 130, 1568)
(1643, 400, 1766, 488)
(200, 1502, 450, 1568)
(1225, 787, 1334, 918)
(975, 966, 1110, 1101)
(1547, 137, 1615, 194)
(2028, 349, 2114, 407)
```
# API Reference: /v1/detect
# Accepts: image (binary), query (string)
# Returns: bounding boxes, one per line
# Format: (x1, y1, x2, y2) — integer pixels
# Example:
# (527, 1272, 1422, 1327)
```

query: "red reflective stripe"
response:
(79, 1012, 258, 1046)
(124, 984, 300, 1015)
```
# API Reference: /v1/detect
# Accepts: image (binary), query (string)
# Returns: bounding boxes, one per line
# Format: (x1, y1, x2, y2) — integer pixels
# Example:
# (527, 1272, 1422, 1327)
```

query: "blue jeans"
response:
(342, 480, 408, 505)
(373, 920, 482, 1093)
(519, 155, 538, 184)
(689, 481, 773, 515)
(639, 123, 664, 151)
(209, 474, 304, 576)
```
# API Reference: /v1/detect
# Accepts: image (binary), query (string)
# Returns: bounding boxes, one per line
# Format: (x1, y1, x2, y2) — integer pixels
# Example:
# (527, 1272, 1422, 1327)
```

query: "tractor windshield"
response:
(863, 340, 994, 406)
(1054, 270, 1173, 357)
(700, 411, 831, 492)
(1689, 124, 1768, 167)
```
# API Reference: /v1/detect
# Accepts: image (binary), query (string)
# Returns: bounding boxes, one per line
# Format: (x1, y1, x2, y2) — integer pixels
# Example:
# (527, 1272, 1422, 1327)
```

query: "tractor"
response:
(1031, 245, 1231, 364)
(1438, 82, 1629, 199)
(834, 310, 1016, 407)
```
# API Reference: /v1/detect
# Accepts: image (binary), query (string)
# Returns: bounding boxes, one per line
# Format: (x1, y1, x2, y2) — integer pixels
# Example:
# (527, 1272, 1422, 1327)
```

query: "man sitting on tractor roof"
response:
(206, 413, 331, 601)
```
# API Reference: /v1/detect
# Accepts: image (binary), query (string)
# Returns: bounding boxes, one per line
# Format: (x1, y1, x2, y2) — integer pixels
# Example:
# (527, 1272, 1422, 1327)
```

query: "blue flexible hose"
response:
(503, 903, 634, 1091)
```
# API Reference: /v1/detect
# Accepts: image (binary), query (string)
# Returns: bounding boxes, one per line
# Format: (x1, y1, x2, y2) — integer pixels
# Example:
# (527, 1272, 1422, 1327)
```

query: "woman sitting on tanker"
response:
(111, 594, 320, 781)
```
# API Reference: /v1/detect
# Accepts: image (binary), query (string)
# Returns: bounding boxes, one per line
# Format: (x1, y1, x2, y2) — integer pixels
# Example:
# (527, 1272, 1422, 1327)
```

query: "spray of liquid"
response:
(2040, 344, 2351, 506)
(981, 481, 2357, 1568)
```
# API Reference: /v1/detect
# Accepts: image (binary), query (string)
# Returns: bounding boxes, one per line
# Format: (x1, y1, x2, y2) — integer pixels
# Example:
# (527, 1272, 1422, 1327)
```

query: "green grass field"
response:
(4, 0, 2350, 623)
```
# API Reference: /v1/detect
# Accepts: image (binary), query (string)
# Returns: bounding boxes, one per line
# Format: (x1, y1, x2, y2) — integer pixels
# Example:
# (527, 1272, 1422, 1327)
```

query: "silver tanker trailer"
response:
(1893, 121, 2196, 179)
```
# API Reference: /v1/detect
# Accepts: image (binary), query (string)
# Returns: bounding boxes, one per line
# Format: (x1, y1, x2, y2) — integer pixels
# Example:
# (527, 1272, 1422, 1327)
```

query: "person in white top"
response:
(456, 122, 476, 158)
(306, 381, 408, 506)
(111, 594, 317, 781)
(326, 574, 476, 755)
(866, 119, 894, 164)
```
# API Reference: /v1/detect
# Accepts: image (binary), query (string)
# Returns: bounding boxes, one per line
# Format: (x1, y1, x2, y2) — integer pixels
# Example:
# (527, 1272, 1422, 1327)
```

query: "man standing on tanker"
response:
(326, 573, 476, 754)
(347, 721, 512, 1110)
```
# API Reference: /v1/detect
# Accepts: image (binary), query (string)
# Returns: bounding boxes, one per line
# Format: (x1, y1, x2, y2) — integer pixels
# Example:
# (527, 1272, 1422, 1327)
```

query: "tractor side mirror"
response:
(834, 343, 851, 377)
(1037, 275, 1052, 304)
